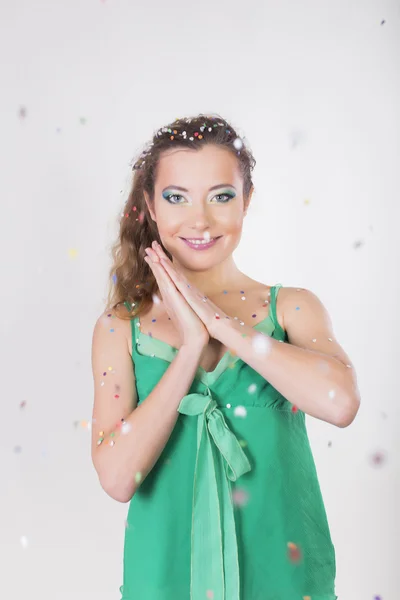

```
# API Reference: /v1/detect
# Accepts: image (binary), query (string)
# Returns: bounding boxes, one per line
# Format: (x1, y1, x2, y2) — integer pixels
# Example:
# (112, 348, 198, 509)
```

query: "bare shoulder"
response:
(265, 284, 325, 333)
(279, 285, 351, 364)
(93, 305, 133, 353)
(276, 286, 303, 331)
(250, 280, 287, 331)
(278, 286, 325, 331)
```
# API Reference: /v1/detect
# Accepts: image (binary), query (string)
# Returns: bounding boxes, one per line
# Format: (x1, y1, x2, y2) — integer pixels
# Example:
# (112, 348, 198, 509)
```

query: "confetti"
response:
(370, 451, 386, 467)
(234, 406, 247, 418)
(289, 129, 307, 148)
(232, 487, 249, 507)
(252, 333, 272, 356)
(20, 536, 29, 549)
(287, 541, 302, 563)
(121, 421, 132, 435)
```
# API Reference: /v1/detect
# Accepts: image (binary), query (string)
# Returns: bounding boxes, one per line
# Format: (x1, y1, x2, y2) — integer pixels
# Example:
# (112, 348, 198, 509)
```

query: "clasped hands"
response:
(144, 240, 231, 339)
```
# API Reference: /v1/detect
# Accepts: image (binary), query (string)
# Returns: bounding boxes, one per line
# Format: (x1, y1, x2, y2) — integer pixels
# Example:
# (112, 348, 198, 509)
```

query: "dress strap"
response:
(124, 300, 138, 323)
(269, 283, 284, 335)
(123, 301, 139, 353)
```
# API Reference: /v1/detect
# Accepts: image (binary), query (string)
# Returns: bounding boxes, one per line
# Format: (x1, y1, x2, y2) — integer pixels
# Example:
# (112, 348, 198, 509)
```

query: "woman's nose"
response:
(188, 206, 213, 229)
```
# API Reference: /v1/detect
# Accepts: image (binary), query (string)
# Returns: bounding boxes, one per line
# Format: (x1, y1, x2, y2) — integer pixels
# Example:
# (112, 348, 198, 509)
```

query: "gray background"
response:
(0, 0, 399, 598)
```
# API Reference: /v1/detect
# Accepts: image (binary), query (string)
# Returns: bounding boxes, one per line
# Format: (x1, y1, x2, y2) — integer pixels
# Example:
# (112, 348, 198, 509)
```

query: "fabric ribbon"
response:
(178, 388, 252, 600)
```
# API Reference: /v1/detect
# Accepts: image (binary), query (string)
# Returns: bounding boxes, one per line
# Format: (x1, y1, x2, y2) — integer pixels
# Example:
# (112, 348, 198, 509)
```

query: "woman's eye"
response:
(165, 194, 184, 204)
(164, 192, 234, 204)
(213, 193, 234, 203)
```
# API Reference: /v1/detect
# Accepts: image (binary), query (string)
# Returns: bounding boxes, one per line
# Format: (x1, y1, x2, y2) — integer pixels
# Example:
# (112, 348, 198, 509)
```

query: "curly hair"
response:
(105, 113, 257, 321)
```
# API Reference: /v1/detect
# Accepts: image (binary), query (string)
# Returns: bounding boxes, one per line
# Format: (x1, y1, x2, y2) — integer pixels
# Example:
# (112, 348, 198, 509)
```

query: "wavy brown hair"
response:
(105, 113, 256, 321)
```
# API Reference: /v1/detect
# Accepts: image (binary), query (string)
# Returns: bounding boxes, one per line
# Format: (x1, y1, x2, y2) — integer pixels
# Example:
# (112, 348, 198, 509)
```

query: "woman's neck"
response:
(171, 259, 250, 297)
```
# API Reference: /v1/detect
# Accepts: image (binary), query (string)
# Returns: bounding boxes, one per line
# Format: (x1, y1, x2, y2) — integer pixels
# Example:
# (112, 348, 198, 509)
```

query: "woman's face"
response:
(144, 144, 253, 272)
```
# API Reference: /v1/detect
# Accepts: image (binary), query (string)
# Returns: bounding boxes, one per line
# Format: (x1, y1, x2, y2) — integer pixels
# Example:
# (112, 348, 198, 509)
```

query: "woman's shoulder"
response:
(249, 280, 313, 333)
(246, 279, 290, 332)
(272, 285, 318, 332)
(97, 304, 136, 355)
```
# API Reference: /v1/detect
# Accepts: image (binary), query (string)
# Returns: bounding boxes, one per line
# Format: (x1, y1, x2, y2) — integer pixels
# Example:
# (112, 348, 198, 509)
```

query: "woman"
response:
(91, 113, 360, 599)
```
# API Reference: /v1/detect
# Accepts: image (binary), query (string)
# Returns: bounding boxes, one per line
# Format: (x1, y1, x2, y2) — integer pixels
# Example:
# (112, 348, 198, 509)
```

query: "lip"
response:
(179, 236, 222, 241)
(180, 236, 222, 250)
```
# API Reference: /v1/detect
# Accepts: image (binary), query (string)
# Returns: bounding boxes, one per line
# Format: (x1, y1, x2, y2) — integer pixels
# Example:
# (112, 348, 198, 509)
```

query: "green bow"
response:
(178, 388, 252, 600)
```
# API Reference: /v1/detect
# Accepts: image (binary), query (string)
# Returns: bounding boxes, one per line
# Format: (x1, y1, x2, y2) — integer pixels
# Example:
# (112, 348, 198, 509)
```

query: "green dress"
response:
(120, 284, 337, 600)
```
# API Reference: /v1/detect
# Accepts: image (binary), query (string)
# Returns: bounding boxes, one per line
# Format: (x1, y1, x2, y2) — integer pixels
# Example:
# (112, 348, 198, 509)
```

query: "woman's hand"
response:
(144, 247, 209, 350)
(149, 240, 232, 339)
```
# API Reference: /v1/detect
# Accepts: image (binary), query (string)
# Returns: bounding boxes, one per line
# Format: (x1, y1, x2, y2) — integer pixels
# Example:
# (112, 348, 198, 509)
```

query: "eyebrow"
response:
(162, 183, 236, 193)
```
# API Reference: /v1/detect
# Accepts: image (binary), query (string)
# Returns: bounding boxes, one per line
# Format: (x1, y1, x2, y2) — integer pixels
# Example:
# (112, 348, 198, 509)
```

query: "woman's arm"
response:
(91, 312, 205, 503)
(211, 287, 361, 428)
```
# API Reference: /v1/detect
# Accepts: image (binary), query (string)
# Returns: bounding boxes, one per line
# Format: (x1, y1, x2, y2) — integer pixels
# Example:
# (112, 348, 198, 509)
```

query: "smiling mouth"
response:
(179, 236, 223, 249)
(179, 236, 223, 242)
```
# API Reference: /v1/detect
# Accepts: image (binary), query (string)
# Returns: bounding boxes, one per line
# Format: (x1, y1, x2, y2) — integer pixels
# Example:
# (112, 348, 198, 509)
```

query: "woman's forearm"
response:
(95, 343, 204, 502)
(212, 318, 360, 427)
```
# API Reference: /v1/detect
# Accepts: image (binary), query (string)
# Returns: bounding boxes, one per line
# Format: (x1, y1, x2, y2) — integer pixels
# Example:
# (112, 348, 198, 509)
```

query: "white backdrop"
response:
(1, 0, 399, 598)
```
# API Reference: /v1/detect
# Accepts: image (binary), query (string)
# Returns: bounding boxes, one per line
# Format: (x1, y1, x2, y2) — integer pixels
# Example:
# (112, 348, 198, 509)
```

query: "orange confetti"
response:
(287, 541, 302, 563)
